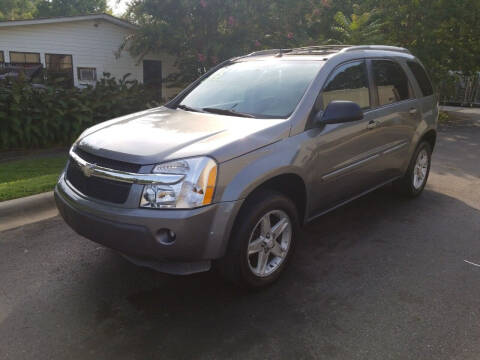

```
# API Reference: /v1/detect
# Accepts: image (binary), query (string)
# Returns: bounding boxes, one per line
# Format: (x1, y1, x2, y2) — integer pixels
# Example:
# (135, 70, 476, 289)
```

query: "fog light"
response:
(155, 229, 176, 245)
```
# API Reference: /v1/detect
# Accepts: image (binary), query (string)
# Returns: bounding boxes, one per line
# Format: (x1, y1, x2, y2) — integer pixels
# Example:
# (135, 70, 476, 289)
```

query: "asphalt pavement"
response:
(1, 116, 479, 360)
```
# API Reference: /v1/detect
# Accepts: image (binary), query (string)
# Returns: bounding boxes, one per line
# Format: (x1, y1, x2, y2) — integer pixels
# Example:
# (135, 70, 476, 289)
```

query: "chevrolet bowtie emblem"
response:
(81, 163, 96, 177)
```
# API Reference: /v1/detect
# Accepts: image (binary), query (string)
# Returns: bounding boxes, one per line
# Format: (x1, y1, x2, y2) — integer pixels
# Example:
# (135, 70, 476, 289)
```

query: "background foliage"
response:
(122, 0, 480, 87)
(35, 0, 107, 17)
(122, 0, 356, 84)
(2, 0, 479, 86)
(0, 74, 159, 150)
(0, 0, 108, 20)
(1, 0, 479, 151)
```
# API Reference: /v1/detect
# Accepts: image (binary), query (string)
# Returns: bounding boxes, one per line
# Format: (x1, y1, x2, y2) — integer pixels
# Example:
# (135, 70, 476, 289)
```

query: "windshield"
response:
(178, 60, 323, 118)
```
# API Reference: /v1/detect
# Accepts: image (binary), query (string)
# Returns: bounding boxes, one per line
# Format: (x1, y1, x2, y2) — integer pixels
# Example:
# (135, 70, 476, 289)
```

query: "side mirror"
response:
(314, 100, 364, 126)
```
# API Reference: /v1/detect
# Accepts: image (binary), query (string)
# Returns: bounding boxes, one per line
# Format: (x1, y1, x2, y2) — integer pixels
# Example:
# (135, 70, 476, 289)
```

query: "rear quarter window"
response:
(407, 61, 434, 96)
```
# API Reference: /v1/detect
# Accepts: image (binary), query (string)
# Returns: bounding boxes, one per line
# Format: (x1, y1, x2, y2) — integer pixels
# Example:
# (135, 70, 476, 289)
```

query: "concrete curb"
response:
(0, 191, 58, 232)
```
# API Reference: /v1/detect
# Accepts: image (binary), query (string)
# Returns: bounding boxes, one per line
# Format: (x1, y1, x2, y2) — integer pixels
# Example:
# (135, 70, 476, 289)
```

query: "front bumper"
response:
(55, 174, 243, 273)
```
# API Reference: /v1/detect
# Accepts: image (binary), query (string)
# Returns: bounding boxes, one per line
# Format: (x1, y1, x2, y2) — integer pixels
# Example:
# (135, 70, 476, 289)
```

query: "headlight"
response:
(140, 157, 217, 209)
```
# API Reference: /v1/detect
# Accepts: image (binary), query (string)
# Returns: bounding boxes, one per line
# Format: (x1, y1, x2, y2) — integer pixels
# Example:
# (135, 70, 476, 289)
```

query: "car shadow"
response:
(70, 184, 480, 359)
(434, 119, 480, 179)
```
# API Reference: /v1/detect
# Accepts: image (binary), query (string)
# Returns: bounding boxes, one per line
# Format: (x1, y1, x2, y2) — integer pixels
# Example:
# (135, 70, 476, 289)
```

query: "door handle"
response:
(409, 108, 418, 115)
(367, 120, 378, 130)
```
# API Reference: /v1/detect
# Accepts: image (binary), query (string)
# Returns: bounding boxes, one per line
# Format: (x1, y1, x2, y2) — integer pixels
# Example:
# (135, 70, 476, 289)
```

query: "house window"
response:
(45, 54, 73, 87)
(10, 52, 41, 64)
(78, 67, 97, 82)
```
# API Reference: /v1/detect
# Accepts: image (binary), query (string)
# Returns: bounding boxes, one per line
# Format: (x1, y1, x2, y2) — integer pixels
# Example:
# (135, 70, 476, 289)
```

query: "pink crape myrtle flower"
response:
(200, 0, 207, 8)
(197, 53, 207, 62)
(287, 32, 294, 39)
(254, 40, 261, 47)
(228, 16, 236, 26)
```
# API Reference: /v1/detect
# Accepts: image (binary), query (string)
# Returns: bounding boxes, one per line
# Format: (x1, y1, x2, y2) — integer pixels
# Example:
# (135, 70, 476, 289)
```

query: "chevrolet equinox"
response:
(55, 45, 438, 288)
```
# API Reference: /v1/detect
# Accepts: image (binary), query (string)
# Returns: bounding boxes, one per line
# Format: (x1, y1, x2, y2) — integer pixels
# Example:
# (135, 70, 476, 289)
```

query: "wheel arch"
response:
(420, 129, 437, 151)
(237, 173, 308, 225)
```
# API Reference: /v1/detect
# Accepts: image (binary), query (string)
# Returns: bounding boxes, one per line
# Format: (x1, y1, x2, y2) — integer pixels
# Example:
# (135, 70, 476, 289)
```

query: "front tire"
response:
(218, 190, 299, 289)
(394, 141, 432, 197)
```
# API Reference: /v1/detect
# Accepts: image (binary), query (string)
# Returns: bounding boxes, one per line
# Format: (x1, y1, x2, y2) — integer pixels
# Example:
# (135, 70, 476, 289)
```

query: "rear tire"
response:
(218, 190, 299, 289)
(394, 141, 432, 197)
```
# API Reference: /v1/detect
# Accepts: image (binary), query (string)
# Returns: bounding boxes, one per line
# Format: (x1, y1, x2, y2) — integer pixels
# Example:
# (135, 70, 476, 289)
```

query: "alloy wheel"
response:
(413, 149, 429, 190)
(247, 209, 292, 277)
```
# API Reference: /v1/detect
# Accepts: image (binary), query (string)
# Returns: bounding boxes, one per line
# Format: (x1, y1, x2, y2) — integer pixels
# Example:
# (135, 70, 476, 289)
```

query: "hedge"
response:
(0, 74, 161, 151)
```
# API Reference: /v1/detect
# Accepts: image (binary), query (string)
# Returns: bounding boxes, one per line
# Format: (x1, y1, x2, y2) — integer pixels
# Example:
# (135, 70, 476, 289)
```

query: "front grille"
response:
(66, 149, 139, 204)
(74, 147, 141, 173)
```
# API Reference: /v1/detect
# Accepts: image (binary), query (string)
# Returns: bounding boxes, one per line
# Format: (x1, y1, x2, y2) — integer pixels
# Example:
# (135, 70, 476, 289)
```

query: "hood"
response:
(76, 107, 290, 164)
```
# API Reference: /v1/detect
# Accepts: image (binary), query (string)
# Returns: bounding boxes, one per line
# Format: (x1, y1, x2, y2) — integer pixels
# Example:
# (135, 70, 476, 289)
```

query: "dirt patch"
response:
(439, 106, 480, 128)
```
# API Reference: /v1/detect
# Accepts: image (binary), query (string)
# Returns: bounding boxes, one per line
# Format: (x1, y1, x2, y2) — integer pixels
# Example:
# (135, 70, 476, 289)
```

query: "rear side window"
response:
(372, 60, 411, 106)
(322, 61, 370, 109)
(407, 61, 434, 96)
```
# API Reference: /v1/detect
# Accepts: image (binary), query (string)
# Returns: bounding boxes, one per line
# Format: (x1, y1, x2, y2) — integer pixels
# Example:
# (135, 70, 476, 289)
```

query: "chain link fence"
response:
(440, 72, 480, 107)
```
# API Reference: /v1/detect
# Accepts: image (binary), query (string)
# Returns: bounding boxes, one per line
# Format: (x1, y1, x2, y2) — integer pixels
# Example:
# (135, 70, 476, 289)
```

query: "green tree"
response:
(123, 0, 256, 83)
(35, 0, 108, 17)
(123, 0, 337, 84)
(365, 0, 480, 84)
(0, 0, 38, 20)
(330, 5, 384, 44)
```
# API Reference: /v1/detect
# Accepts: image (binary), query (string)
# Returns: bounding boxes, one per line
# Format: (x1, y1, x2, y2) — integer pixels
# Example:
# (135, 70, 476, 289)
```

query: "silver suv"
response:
(55, 45, 438, 288)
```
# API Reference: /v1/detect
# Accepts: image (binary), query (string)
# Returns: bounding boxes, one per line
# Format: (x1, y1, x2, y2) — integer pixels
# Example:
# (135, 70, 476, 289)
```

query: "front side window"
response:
(179, 60, 324, 118)
(372, 60, 412, 106)
(10, 52, 40, 64)
(321, 61, 370, 109)
(407, 61, 434, 96)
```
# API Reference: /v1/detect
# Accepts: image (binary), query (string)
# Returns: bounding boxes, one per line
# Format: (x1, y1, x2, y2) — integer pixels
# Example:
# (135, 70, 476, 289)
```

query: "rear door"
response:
(365, 58, 420, 181)
(406, 60, 438, 128)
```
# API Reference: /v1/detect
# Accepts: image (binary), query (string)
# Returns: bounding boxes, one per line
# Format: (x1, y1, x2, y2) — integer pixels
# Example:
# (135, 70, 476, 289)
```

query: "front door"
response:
(306, 60, 387, 217)
(143, 60, 162, 98)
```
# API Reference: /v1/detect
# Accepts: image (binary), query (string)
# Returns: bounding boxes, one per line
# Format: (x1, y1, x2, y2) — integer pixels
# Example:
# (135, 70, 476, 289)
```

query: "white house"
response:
(0, 13, 179, 99)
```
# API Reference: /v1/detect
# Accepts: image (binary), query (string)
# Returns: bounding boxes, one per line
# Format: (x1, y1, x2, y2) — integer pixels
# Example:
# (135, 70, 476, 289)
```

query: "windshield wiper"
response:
(202, 107, 255, 118)
(177, 104, 203, 113)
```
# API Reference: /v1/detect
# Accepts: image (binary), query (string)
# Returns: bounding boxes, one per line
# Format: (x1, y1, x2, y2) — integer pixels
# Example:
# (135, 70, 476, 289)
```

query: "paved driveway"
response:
(1, 117, 479, 360)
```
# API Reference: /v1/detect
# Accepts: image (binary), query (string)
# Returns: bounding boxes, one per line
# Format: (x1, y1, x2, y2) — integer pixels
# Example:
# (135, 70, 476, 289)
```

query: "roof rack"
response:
(244, 49, 292, 57)
(245, 45, 350, 58)
(242, 45, 410, 60)
(291, 45, 351, 51)
(340, 45, 410, 54)
(287, 45, 351, 55)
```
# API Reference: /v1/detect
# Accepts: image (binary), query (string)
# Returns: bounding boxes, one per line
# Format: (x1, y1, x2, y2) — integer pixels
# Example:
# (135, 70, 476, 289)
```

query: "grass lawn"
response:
(0, 155, 68, 202)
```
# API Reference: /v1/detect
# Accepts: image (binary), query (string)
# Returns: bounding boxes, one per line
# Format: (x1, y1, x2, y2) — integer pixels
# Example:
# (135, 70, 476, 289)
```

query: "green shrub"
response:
(438, 111, 449, 123)
(0, 73, 162, 151)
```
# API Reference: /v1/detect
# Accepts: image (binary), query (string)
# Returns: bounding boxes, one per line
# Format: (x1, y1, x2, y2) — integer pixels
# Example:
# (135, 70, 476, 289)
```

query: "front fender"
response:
(215, 139, 306, 203)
